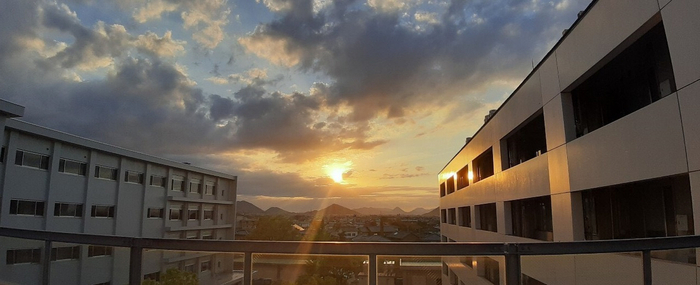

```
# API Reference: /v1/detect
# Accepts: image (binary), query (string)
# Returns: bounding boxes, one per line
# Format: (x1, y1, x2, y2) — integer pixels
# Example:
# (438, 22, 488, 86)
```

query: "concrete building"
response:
(438, 0, 700, 284)
(0, 100, 239, 285)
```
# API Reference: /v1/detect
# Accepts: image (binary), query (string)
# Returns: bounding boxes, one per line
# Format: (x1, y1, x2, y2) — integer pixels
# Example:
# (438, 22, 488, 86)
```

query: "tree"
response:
(246, 215, 301, 241)
(142, 268, 199, 285)
(296, 256, 364, 285)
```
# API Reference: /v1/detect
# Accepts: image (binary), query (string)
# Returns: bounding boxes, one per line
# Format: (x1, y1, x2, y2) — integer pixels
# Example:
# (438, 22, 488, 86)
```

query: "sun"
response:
(329, 168, 345, 183)
(324, 162, 352, 184)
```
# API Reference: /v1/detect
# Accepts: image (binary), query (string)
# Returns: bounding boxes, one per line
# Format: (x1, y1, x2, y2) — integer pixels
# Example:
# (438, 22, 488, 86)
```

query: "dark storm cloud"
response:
(242, 0, 586, 121)
(0, 0, 383, 161)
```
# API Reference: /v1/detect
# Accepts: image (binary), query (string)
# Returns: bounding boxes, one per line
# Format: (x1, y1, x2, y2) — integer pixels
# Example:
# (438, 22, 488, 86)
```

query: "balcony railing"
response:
(2, 227, 700, 285)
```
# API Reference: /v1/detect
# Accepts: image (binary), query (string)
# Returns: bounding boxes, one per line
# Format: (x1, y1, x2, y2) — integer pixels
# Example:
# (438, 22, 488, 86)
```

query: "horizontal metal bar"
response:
(2, 227, 700, 257)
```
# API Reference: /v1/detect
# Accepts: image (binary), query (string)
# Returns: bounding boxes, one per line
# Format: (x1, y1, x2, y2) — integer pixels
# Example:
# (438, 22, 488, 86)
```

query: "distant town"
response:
(236, 201, 441, 242)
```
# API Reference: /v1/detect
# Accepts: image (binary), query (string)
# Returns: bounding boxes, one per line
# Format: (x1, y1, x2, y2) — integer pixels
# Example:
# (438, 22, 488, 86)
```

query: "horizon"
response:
(238, 200, 437, 213)
(0, 0, 590, 212)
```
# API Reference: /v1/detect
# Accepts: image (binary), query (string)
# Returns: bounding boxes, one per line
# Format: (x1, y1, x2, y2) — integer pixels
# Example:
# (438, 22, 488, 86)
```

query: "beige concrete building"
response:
(0, 100, 239, 285)
(438, 0, 700, 284)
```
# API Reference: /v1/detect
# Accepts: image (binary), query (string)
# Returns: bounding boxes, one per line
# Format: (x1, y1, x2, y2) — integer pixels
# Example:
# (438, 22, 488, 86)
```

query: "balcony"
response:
(1, 227, 699, 285)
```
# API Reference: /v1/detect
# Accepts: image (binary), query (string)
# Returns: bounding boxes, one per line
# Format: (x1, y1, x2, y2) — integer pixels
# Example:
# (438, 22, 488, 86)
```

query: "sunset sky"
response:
(0, 0, 589, 212)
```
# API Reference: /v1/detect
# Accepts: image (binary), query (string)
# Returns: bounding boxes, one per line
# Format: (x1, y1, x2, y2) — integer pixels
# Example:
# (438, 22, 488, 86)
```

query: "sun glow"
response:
(324, 162, 352, 184)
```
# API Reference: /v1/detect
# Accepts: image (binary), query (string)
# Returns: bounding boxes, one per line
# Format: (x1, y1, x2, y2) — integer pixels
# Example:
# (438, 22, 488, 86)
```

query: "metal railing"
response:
(2, 227, 700, 285)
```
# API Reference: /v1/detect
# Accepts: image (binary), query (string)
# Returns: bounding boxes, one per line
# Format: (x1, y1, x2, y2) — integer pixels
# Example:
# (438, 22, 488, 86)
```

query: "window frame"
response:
(9, 199, 45, 216)
(58, 159, 87, 176)
(53, 202, 84, 218)
(94, 165, 118, 181)
(15, 150, 50, 170)
(91, 205, 115, 218)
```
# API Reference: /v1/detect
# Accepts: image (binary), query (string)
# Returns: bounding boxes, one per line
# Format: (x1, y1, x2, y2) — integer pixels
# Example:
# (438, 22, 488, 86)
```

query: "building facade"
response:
(0, 100, 239, 285)
(438, 0, 700, 284)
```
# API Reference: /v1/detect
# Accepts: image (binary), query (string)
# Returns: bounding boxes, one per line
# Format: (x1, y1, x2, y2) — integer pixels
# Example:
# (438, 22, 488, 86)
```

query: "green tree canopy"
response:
(246, 215, 301, 241)
(141, 268, 198, 285)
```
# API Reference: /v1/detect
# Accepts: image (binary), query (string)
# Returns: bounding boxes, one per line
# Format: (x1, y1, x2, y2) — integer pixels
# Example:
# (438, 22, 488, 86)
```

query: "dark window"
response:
(472, 148, 494, 183)
(9, 200, 45, 216)
(94, 166, 117, 180)
(440, 209, 447, 224)
(456, 165, 469, 189)
(190, 181, 201, 193)
(204, 184, 216, 195)
(125, 171, 144, 184)
(501, 112, 547, 170)
(54, 203, 83, 218)
(150, 175, 165, 187)
(59, 159, 87, 176)
(440, 183, 446, 197)
(170, 208, 182, 220)
(6, 248, 42, 264)
(188, 209, 199, 220)
(15, 150, 50, 170)
(571, 23, 676, 138)
(203, 209, 214, 220)
(201, 260, 211, 272)
(51, 246, 80, 261)
(476, 257, 499, 285)
(0, 146, 5, 163)
(91, 205, 115, 218)
(446, 177, 455, 195)
(87, 246, 113, 257)
(447, 208, 456, 225)
(476, 203, 497, 232)
(171, 177, 185, 191)
(184, 263, 195, 272)
(147, 208, 164, 218)
(510, 196, 553, 241)
(459, 206, 471, 227)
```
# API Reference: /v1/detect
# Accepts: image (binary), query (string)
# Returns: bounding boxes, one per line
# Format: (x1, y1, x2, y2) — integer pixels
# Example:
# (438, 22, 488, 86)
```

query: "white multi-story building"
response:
(438, 0, 700, 284)
(0, 100, 239, 285)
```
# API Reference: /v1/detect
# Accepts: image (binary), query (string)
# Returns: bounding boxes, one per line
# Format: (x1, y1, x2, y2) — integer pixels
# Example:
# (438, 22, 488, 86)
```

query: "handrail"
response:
(3, 227, 700, 285)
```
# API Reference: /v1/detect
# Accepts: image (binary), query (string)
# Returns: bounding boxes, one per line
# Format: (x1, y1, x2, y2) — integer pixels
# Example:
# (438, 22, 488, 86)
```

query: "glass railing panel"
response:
(143, 250, 243, 285)
(377, 255, 443, 285)
(252, 254, 368, 285)
(437, 255, 504, 285)
(650, 249, 697, 285)
(53, 243, 130, 285)
(521, 252, 643, 285)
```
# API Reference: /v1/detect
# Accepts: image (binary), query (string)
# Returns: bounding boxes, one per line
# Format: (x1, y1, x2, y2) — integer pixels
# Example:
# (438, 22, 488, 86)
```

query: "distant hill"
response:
(353, 207, 393, 215)
(237, 201, 264, 215)
(306, 204, 360, 216)
(422, 207, 440, 217)
(389, 207, 408, 215)
(408, 207, 429, 215)
(265, 207, 293, 216)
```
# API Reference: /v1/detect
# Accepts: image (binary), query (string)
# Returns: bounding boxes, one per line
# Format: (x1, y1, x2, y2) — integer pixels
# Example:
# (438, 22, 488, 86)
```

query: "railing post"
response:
(42, 240, 51, 285)
(129, 246, 143, 285)
(505, 244, 521, 285)
(369, 254, 377, 285)
(244, 252, 252, 285)
(642, 250, 652, 285)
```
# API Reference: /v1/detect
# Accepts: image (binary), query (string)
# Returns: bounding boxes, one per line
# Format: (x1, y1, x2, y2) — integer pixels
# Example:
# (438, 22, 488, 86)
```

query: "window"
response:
(186, 231, 198, 239)
(202, 230, 214, 239)
(6, 248, 42, 264)
(54, 203, 83, 218)
(9, 200, 45, 216)
(501, 112, 547, 170)
(204, 183, 216, 195)
(446, 177, 455, 195)
(456, 165, 469, 190)
(439, 183, 446, 197)
(0, 146, 5, 163)
(169, 208, 182, 220)
(171, 177, 185, 191)
(189, 181, 201, 194)
(188, 208, 199, 220)
(571, 23, 676, 138)
(94, 166, 117, 180)
(91, 205, 115, 218)
(147, 208, 164, 218)
(125, 171, 144, 184)
(447, 208, 456, 225)
(476, 203, 497, 232)
(459, 206, 471, 227)
(143, 272, 160, 281)
(87, 246, 113, 257)
(476, 257, 499, 285)
(51, 246, 80, 261)
(15, 150, 49, 170)
(201, 260, 211, 272)
(184, 263, 195, 272)
(472, 148, 494, 183)
(59, 159, 87, 176)
(150, 175, 165, 187)
(440, 209, 447, 224)
(510, 196, 553, 241)
(203, 208, 214, 220)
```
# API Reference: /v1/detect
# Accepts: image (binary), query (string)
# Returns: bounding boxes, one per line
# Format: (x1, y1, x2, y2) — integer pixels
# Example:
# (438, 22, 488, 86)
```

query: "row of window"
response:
(440, 22, 676, 198)
(167, 207, 216, 221)
(10, 200, 115, 218)
(6, 246, 112, 265)
(15, 151, 223, 196)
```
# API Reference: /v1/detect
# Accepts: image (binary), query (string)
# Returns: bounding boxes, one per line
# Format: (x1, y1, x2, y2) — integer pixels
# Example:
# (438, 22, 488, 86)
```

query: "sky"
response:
(0, 0, 589, 212)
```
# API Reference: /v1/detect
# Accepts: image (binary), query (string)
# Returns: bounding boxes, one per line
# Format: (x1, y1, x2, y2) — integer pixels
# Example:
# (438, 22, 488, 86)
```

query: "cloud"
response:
(135, 31, 187, 57)
(238, 0, 587, 122)
(207, 68, 269, 85)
